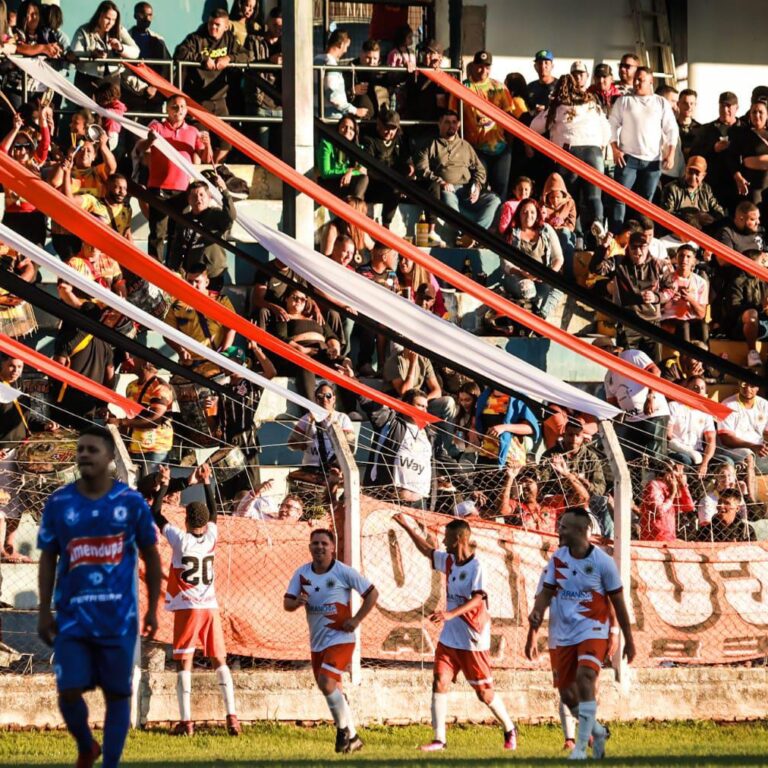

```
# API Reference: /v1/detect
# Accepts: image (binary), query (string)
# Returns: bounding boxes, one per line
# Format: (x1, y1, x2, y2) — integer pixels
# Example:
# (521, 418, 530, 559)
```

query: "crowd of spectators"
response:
(0, 2, 766, 558)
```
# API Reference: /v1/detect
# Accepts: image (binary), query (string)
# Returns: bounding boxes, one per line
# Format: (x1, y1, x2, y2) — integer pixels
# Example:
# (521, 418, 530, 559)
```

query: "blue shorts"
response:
(53, 633, 136, 697)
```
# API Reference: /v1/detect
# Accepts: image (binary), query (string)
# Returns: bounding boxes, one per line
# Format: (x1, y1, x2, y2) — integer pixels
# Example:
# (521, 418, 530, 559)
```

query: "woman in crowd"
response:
(449, 381, 482, 466)
(70, 0, 139, 97)
(316, 115, 369, 200)
(500, 198, 564, 318)
(730, 97, 768, 211)
(41, 3, 69, 51)
(229, 0, 260, 46)
(1, 107, 51, 246)
(396, 255, 446, 315)
(532, 72, 610, 245)
(386, 24, 416, 71)
(503, 73, 530, 119)
(320, 196, 375, 263)
(273, 287, 341, 399)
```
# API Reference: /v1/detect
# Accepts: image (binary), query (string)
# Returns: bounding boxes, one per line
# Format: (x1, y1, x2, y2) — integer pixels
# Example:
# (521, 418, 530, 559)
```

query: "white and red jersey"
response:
(163, 523, 218, 611)
(285, 560, 374, 652)
(432, 550, 491, 652)
(544, 544, 622, 647)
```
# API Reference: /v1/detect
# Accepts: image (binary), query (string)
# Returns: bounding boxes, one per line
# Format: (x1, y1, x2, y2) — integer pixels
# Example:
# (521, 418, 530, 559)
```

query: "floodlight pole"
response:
(599, 418, 631, 687)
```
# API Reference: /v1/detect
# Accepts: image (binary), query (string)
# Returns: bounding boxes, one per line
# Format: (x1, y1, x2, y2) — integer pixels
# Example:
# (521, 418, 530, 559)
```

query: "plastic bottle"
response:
(415, 211, 429, 247)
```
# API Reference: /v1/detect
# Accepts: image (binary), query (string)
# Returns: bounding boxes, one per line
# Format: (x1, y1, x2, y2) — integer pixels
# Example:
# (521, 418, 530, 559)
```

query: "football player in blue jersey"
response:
(37, 425, 162, 768)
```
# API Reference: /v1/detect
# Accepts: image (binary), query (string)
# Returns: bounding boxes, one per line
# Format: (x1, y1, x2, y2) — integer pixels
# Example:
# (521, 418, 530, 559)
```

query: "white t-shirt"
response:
(393, 424, 432, 497)
(163, 522, 218, 611)
(234, 492, 279, 520)
(544, 544, 622, 647)
(668, 400, 715, 452)
(604, 348, 670, 422)
(719, 395, 768, 446)
(660, 272, 709, 322)
(432, 550, 491, 652)
(296, 411, 353, 467)
(285, 560, 374, 652)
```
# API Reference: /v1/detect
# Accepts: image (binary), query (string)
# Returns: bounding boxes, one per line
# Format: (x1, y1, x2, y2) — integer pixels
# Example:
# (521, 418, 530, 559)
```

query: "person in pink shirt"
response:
(660, 243, 709, 343)
(497, 176, 533, 242)
(135, 93, 213, 260)
(639, 460, 694, 541)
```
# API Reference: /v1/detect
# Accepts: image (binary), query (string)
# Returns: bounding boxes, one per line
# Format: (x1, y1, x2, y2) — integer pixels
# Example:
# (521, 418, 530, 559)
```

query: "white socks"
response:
(486, 694, 515, 733)
(576, 700, 597, 751)
(325, 688, 356, 738)
(216, 665, 237, 716)
(176, 670, 192, 722)
(431, 692, 448, 743)
(560, 699, 576, 740)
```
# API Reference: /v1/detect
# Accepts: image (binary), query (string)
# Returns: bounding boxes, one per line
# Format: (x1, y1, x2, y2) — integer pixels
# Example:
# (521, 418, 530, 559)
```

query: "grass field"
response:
(2, 721, 768, 766)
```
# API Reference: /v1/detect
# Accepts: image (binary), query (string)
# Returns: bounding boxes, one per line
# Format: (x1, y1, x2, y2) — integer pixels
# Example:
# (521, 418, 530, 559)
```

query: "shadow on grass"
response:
(10, 758, 768, 768)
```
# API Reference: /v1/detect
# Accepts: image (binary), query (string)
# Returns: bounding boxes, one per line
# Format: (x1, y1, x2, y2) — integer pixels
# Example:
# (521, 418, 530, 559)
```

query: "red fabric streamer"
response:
(0, 155, 435, 429)
(0, 333, 142, 417)
(424, 68, 768, 284)
(124, 61, 732, 421)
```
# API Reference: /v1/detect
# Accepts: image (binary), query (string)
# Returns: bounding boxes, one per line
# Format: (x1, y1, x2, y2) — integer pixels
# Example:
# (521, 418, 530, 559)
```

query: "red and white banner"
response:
(142, 498, 768, 667)
(122, 61, 731, 422)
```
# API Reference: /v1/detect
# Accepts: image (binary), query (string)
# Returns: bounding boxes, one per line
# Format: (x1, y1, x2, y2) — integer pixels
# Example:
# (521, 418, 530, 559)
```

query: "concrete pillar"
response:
(282, 0, 315, 248)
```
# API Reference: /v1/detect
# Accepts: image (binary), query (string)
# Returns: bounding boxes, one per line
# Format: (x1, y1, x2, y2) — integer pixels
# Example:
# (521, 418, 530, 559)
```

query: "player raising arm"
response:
(393, 513, 517, 753)
(529, 508, 635, 761)
(151, 462, 240, 737)
(284, 529, 378, 755)
(37, 425, 162, 768)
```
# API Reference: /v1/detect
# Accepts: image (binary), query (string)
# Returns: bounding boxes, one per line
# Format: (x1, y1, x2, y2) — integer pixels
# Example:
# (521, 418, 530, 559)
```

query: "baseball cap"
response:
(591, 335, 617, 350)
(378, 108, 400, 128)
(686, 155, 707, 172)
(423, 38, 443, 55)
(719, 91, 738, 105)
(570, 60, 588, 74)
(473, 50, 492, 66)
(594, 62, 613, 77)
(534, 49, 554, 62)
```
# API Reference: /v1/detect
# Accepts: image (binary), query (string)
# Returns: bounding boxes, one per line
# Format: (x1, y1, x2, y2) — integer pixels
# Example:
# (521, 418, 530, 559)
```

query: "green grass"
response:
(2, 721, 768, 766)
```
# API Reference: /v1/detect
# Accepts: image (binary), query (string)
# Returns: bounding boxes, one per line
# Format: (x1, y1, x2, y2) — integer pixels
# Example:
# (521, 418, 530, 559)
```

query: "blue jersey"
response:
(37, 480, 157, 639)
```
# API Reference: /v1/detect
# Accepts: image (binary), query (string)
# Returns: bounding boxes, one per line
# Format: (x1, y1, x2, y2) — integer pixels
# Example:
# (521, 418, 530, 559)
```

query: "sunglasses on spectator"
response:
(619, 62, 633, 68)
(316, 392, 334, 400)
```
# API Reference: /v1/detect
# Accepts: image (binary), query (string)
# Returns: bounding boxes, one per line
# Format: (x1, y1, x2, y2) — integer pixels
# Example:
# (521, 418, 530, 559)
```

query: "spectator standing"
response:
(690, 91, 742, 212)
(676, 89, 701, 162)
(315, 29, 368, 121)
(415, 110, 501, 241)
(615, 53, 639, 97)
(451, 50, 518, 200)
(402, 40, 448, 148)
(70, 0, 140, 98)
(729, 97, 768, 214)
(229, 0, 260, 46)
(344, 39, 389, 122)
(609, 67, 678, 231)
(135, 94, 213, 261)
(660, 244, 709, 343)
(244, 7, 283, 154)
(128, 2, 169, 61)
(533, 67, 610, 243)
(661, 155, 726, 219)
(588, 62, 620, 111)
(602, 339, 670, 462)
(639, 461, 694, 541)
(526, 49, 556, 113)
(316, 115, 369, 200)
(362, 109, 413, 230)
(174, 8, 251, 163)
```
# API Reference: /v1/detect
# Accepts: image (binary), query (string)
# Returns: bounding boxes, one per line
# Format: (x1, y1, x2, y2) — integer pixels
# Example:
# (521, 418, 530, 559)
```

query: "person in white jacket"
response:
(70, 1, 140, 97)
(608, 66, 678, 232)
(532, 62, 611, 245)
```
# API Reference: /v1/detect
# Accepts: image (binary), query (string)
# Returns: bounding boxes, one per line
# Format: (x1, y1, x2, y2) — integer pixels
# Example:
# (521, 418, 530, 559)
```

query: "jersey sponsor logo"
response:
(67, 533, 125, 570)
(398, 455, 426, 474)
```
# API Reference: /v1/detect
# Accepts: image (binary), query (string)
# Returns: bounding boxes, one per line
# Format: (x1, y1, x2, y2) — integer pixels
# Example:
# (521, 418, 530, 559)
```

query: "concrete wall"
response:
(4, 666, 768, 727)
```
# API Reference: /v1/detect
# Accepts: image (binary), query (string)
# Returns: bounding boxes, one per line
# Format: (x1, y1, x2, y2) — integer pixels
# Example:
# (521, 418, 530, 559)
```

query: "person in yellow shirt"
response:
(450, 49, 520, 200)
(110, 357, 174, 472)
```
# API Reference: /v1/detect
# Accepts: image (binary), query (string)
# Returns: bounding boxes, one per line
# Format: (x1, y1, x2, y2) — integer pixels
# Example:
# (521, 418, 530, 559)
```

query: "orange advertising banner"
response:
(143, 498, 768, 668)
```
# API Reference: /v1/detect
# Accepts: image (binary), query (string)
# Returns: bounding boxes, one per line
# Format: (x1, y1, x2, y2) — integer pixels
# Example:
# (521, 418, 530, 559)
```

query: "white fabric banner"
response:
(10, 57, 618, 419)
(0, 224, 327, 420)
